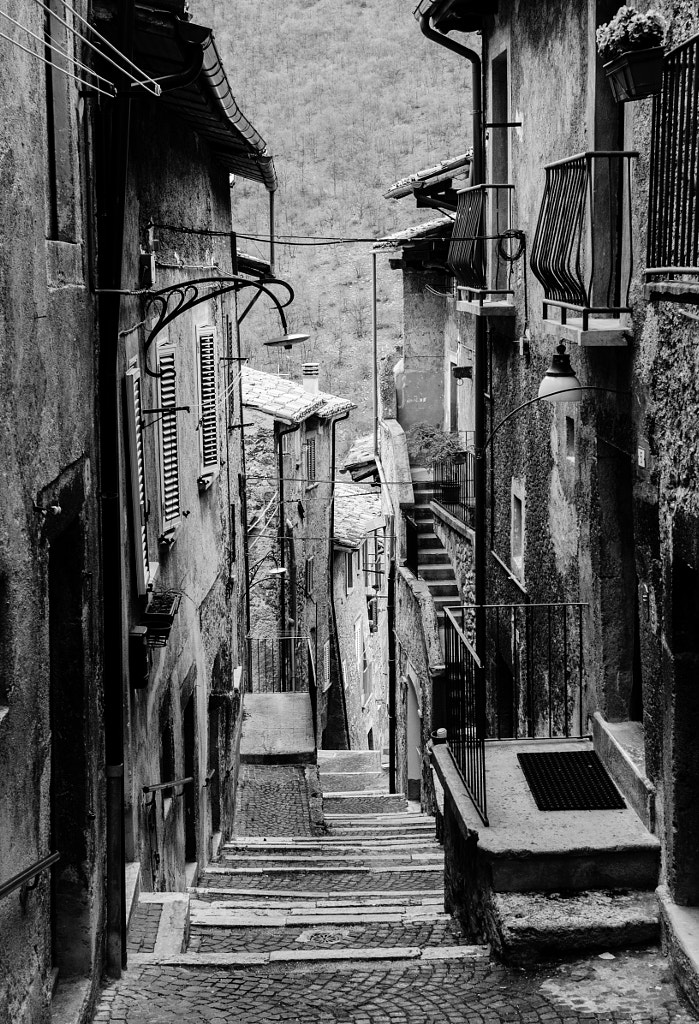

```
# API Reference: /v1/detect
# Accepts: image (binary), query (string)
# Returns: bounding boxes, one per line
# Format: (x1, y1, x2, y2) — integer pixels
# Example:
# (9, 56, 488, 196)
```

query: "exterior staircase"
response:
(411, 472, 460, 627)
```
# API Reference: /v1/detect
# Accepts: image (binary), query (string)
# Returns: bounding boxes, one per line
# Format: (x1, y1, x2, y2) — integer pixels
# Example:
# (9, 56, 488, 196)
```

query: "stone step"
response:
(489, 889, 659, 966)
(319, 770, 388, 793)
(129, 945, 488, 968)
(418, 565, 457, 581)
(317, 750, 382, 770)
(423, 581, 460, 598)
(419, 549, 452, 564)
(190, 887, 444, 902)
(219, 853, 443, 869)
(324, 794, 409, 814)
(190, 902, 449, 928)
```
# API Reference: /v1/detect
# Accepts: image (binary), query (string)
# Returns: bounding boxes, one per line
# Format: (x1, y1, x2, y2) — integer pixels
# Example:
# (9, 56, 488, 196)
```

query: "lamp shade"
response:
(538, 342, 583, 403)
(264, 333, 310, 350)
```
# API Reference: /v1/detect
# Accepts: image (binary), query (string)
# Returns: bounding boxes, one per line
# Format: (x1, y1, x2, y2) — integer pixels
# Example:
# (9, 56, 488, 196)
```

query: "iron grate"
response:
(517, 750, 626, 812)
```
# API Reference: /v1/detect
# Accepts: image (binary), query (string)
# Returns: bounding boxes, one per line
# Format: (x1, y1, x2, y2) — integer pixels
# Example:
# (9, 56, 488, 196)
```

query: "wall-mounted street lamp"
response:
(537, 342, 583, 403)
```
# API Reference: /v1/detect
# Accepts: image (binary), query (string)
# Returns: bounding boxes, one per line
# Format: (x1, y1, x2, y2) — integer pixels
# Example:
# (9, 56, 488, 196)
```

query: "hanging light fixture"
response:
(264, 333, 310, 351)
(537, 342, 583, 403)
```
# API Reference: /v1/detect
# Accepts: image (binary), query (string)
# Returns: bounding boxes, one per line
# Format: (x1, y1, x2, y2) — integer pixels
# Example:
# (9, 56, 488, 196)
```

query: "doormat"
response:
(517, 750, 626, 811)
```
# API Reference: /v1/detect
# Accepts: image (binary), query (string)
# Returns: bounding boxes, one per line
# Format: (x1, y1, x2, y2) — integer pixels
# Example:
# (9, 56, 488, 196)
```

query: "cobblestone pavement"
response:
(95, 950, 695, 1023)
(96, 755, 699, 1024)
(233, 765, 315, 837)
(187, 918, 467, 953)
(125, 903, 162, 954)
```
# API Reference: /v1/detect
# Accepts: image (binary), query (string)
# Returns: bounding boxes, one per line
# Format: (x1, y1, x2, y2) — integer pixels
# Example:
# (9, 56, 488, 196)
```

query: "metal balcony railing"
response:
(448, 184, 514, 302)
(443, 606, 487, 824)
(247, 636, 304, 693)
(530, 151, 637, 328)
(432, 451, 475, 526)
(646, 34, 699, 298)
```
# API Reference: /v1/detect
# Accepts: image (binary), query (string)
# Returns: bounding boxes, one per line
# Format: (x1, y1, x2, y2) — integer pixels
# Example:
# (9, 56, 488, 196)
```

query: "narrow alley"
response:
(94, 748, 692, 1024)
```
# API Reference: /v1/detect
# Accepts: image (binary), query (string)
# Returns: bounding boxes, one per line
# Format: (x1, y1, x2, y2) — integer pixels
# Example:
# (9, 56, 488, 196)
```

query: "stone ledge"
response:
(592, 713, 656, 833)
(658, 883, 699, 1015)
(431, 501, 475, 542)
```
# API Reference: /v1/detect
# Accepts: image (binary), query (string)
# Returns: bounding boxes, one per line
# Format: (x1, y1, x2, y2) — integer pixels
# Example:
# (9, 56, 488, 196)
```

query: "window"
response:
(354, 618, 363, 676)
(565, 416, 576, 462)
(306, 436, 316, 483)
(362, 539, 370, 588)
(511, 483, 524, 579)
(197, 326, 220, 481)
(125, 364, 151, 596)
(44, 0, 77, 241)
(345, 550, 355, 594)
(323, 639, 331, 692)
(157, 340, 181, 538)
(305, 555, 315, 596)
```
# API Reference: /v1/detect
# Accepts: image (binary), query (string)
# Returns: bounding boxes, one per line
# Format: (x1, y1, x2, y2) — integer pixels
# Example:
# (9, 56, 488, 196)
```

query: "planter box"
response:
(142, 592, 181, 647)
(604, 47, 663, 102)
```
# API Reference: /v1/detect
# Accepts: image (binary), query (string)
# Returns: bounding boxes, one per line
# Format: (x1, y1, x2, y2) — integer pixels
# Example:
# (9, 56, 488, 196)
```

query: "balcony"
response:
(646, 35, 699, 302)
(448, 184, 517, 318)
(530, 151, 637, 346)
(432, 449, 475, 527)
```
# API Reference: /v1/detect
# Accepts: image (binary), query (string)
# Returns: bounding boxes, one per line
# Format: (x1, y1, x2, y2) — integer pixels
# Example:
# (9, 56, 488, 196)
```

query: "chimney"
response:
(302, 362, 319, 394)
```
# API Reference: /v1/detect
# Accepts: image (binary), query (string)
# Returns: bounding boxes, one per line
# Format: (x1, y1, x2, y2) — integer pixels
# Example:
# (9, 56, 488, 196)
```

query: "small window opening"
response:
(566, 416, 576, 462)
(160, 710, 175, 814)
(511, 493, 523, 576)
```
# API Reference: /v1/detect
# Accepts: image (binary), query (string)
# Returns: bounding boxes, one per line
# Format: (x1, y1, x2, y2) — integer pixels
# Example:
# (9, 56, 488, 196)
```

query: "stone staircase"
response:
(411, 473, 460, 627)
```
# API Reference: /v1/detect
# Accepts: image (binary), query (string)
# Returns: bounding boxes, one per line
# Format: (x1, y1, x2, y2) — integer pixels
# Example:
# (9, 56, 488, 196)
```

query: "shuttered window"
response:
(157, 341, 180, 529)
(354, 618, 363, 675)
(306, 437, 316, 482)
(197, 326, 219, 473)
(323, 639, 331, 692)
(305, 555, 314, 596)
(125, 365, 150, 595)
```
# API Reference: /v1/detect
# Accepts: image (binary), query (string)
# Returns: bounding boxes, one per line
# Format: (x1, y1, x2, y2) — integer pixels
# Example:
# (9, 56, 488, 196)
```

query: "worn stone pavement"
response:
(96, 751, 697, 1024)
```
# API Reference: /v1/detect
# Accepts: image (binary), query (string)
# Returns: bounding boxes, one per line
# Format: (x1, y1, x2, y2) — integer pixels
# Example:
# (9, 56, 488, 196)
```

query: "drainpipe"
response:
(328, 411, 352, 748)
(277, 422, 300, 689)
(417, 10, 487, 688)
(96, 0, 136, 977)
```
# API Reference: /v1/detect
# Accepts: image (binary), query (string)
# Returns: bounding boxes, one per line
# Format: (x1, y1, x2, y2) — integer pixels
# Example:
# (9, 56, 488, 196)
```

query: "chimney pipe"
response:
(302, 362, 319, 394)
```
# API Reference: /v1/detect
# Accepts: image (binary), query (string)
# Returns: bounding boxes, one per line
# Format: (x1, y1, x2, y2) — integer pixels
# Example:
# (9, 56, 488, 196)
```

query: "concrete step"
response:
(129, 945, 488, 968)
(189, 892, 445, 909)
(191, 886, 445, 901)
(423, 581, 460, 598)
(218, 852, 443, 869)
(489, 889, 659, 966)
(419, 549, 452, 565)
(324, 793, 409, 814)
(418, 565, 458, 582)
(189, 900, 448, 928)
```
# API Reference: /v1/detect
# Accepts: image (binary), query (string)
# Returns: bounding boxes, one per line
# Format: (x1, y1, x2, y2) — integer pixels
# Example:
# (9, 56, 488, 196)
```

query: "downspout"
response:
(96, 1, 136, 977)
(387, 560, 397, 793)
(277, 422, 300, 689)
(417, 10, 487, 692)
(329, 411, 352, 748)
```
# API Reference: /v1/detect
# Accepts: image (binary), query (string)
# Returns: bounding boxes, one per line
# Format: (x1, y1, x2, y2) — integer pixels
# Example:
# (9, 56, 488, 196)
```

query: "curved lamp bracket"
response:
(142, 275, 295, 378)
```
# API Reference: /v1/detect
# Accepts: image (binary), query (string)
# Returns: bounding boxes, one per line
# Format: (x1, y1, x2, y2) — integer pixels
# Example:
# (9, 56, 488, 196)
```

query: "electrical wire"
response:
(0, 24, 115, 97)
(0, 5, 115, 91)
(44, 0, 162, 95)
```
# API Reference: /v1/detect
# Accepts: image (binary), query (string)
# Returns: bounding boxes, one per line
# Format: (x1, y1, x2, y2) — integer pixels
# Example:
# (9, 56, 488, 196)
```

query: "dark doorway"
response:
(495, 652, 515, 738)
(49, 518, 90, 980)
(208, 702, 221, 835)
(183, 697, 196, 863)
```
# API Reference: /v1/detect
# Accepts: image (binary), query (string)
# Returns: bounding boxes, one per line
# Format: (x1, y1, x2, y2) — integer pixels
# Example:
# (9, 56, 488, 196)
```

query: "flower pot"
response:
(604, 46, 663, 102)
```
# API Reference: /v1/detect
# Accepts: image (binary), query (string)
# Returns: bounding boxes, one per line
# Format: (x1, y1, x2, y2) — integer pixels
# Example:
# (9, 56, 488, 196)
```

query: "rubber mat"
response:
(517, 750, 626, 811)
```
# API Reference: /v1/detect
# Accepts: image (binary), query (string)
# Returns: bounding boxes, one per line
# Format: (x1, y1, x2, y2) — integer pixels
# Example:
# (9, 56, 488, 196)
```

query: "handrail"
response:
(142, 776, 193, 794)
(443, 606, 482, 667)
(0, 851, 60, 903)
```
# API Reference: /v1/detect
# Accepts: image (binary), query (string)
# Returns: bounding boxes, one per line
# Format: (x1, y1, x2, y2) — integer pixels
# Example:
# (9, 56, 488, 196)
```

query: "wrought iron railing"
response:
(247, 636, 302, 693)
(530, 151, 637, 328)
(432, 450, 475, 526)
(464, 602, 586, 740)
(646, 35, 699, 294)
(443, 606, 487, 824)
(448, 184, 514, 301)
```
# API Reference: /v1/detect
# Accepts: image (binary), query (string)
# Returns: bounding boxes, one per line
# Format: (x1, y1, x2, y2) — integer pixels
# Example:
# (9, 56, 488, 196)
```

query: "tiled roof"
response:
(242, 367, 355, 423)
(384, 151, 472, 200)
(374, 216, 453, 250)
(334, 483, 384, 549)
(342, 434, 375, 472)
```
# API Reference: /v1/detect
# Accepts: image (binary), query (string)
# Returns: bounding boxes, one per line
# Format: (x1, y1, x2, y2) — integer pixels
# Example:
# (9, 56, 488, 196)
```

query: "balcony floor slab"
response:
(542, 317, 630, 346)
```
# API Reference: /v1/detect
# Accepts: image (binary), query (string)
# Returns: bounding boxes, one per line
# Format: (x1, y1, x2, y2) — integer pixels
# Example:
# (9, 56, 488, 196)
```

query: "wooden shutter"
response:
(125, 365, 150, 595)
(306, 437, 316, 481)
(323, 639, 331, 690)
(354, 619, 362, 675)
(305, 555, 314, 596)
(197, 326, 219, 472)
(157, 341, 180, 528)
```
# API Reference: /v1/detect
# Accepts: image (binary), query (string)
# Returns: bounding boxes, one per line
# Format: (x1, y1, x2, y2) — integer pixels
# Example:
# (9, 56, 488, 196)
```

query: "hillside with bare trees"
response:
(196, 0, 471, 453)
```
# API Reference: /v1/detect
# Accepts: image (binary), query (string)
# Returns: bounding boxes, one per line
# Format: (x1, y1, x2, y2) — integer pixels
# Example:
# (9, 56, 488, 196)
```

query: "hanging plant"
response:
(597, 7, 666, 102)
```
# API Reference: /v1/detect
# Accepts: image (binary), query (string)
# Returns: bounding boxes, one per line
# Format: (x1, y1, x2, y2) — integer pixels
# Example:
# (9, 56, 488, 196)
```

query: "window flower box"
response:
(142, 592, 181, 647)
(604, 46, 664, 102)
(597, 7, 665, 102)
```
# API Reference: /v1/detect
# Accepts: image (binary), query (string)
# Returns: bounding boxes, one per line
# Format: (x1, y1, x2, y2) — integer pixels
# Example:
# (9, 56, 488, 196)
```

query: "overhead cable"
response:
(0, 25, 115, 97)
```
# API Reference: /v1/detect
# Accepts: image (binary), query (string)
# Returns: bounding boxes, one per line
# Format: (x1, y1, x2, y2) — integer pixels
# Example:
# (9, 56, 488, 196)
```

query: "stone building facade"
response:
(242, 364, 356, 744)
(0, 1, 279, 1019)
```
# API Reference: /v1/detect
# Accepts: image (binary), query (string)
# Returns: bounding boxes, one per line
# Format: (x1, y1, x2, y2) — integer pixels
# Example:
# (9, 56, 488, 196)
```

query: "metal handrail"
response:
(0, 851, 60, 903)
(142, 776, 193, 794)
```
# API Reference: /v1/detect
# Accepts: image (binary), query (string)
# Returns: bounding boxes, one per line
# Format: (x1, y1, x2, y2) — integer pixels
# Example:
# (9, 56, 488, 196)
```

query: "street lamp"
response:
(537, 342, 583, 403)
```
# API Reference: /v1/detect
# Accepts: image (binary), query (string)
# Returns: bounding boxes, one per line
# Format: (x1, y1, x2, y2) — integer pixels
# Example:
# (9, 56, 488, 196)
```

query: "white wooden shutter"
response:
(125, 365, 150, 595)
(157, 341, 180, 528)
(197, 326, 219, 472)
(354, 619, 362, 675)
(323, 639, 331, 691)
(306, 437, 316, 481)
